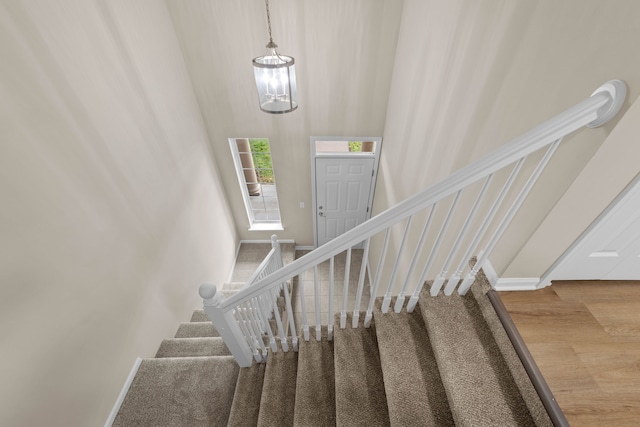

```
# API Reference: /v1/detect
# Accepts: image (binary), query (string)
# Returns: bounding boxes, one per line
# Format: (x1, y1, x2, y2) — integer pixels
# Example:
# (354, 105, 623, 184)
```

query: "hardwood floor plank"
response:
(552, 280, 640, 302)
(503, 301, 610, 343)
(501, 281, 640, 427)
(584, 301, 640, 339)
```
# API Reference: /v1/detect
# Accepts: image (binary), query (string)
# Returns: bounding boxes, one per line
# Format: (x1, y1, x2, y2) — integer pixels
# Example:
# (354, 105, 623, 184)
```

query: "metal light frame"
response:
(252, 0, 298, 114)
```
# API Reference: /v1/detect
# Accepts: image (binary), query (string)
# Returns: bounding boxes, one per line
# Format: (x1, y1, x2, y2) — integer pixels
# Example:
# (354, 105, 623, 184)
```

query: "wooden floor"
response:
(501, 281, 640, 427)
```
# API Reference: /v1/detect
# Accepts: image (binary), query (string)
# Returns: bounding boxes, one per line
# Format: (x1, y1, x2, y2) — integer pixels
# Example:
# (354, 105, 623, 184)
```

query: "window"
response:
(313, 140, 377, 154)
(229, 138, 283, 230)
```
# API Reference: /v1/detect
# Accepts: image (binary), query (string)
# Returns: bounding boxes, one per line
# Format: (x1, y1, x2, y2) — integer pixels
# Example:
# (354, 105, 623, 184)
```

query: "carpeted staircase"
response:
(112, 247, 554, 426)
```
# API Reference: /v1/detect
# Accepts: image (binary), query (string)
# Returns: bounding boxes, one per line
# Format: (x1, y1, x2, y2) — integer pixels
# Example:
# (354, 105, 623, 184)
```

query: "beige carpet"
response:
(113, 270, 554, 426)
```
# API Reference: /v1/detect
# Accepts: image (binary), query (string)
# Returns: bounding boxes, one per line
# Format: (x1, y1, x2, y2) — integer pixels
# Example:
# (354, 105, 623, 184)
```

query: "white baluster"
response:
(406, 193, 461, 311)
(199, 283, 254, 367)
(298, 272, 310, 341)
(247, 299, 269, 359)
(248, 297, 278, 360)
(436, 176, 492, 295)
(394, 206, 435, 313)
(340, 248, 351, 329)
(313, 265, 322, 341)
(352, 239, 370, 327)
(382, 217, 413, 313)
(255, 296, 278, 353)
(427, 191, 462, 296)
(459, 140, 561, 295)
(269, 289, 288, 352)
(237, 305, 262, 363)
(444, 159, 524, 294)
(364, 228, 390, 327)
(328, 256, 334, 341)
(283, 275, 298, 351)
(407, 194, 462, 313)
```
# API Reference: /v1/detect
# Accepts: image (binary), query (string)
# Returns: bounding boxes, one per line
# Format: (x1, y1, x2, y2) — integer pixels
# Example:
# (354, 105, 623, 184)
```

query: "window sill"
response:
(248, 223, 284, 231)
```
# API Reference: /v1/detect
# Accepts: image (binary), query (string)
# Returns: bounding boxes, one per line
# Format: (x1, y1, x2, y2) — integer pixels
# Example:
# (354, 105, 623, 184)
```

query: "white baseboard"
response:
(481, 259, 541, 291)
(494, 277, 541, 291)
(480, 259, 499, 288)
(239, 239, 295, 244)
(105, 357, 142, 427)
(295, 245, 314, 251)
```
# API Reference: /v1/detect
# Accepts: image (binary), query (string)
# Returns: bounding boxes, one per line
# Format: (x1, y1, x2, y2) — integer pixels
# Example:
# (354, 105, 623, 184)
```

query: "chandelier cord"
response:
(265, 0, 273, 45)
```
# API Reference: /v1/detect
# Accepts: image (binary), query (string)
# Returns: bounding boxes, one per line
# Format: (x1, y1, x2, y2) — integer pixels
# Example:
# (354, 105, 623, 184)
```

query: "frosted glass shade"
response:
(253, 48, 298, 114)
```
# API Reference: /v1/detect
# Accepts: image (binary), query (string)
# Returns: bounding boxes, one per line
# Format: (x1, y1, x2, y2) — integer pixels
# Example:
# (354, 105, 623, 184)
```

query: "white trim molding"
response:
(105, 357, 142, 427)
(481, 258, 542, 291)
(479, 258, 499, 288)
(494, 277, 542, 291)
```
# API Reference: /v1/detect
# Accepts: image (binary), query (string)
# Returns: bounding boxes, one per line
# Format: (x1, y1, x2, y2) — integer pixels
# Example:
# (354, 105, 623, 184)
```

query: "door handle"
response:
(318, 212, 325, 217)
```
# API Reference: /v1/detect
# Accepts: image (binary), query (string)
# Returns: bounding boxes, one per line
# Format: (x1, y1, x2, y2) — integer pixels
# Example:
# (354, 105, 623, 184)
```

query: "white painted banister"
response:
(199, 283, 254, 367)
(381, 217, 412, 313)
(458, 139, 562, 295)
(221, 81, 624, 311)
(342, 248, 352, 328)
(202, 80, 626, 367)
(352, 239, 370, 327)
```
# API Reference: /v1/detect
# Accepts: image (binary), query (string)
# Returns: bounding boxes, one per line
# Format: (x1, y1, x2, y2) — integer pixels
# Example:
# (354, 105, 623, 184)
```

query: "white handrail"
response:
(220, 81, 623, 311)
(202, 80, 626, 368)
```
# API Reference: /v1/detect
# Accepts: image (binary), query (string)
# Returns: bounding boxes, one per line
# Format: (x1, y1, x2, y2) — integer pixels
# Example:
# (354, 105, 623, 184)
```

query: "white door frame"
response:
(310, 136, 382, 248)
(539, 172, 640, 287)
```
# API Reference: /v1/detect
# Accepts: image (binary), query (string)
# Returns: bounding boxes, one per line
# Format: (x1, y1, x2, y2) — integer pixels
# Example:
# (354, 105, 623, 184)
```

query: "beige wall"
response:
(0, 1, 237, 426)
(2, 0, 640, 425)
(373, 0, 640, 286)
(166, 0, 404, 245)
(505, 96, 640, 278)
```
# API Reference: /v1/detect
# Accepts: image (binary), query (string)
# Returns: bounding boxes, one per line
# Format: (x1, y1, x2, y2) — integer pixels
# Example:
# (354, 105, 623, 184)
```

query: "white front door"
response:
(315, 157, 375, 247)
(551, 175, 640, 280)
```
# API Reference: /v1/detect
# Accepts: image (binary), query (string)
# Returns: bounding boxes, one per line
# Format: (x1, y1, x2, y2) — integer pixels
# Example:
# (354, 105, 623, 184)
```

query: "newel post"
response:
(271, 234, 283, 266)
(199, 283, 253, 368)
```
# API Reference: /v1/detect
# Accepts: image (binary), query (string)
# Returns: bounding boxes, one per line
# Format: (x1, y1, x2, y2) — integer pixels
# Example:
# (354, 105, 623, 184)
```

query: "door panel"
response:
(552, 177, 640, 280)
(316, 157, 374, 246)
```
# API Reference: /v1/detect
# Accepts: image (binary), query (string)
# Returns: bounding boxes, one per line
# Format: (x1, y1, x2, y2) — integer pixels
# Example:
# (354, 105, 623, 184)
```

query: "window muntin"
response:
(230, 138, 282, 230)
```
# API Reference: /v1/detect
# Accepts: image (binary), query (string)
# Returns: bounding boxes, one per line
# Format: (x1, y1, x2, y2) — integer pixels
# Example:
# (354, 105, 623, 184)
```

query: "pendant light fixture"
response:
(252, 0, 298, 114)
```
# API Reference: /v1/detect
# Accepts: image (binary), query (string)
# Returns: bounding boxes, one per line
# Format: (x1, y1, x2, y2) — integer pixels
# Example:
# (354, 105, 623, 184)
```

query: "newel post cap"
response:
(199, 283, 224, 307)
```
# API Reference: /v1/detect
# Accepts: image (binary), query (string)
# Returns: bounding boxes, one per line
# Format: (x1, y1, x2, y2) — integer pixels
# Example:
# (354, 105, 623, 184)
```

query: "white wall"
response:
(373, 0, 640, 286)
(506, 96, 640, 279)
(0, 1, 237, 426)
(166, 0, 404, 246)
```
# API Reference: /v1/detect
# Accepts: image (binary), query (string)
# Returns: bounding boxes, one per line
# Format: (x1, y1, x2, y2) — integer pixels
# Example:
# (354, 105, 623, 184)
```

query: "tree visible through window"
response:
(230, 138, 282, 228)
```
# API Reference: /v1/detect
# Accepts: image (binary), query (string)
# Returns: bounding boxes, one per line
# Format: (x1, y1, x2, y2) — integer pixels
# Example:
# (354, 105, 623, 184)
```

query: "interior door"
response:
(551, 176, 640, 280)
(315, 157, 375, 247)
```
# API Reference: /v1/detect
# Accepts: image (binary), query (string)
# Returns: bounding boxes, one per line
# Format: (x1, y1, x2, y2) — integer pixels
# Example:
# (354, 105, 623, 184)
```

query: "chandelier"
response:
(252, 0, 298, 114)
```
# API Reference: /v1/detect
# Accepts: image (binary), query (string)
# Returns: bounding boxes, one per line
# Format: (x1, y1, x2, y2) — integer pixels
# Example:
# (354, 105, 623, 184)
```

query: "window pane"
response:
(231, 138, 281, 226)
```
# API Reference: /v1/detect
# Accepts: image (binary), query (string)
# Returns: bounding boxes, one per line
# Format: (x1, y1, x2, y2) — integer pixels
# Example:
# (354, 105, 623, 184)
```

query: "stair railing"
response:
(201, 80, 626, 367)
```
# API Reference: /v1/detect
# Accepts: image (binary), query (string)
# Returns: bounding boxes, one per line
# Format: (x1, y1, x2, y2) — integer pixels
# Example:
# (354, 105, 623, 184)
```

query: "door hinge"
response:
(372, 169, 375, 177)
(367, 206, 370, 213)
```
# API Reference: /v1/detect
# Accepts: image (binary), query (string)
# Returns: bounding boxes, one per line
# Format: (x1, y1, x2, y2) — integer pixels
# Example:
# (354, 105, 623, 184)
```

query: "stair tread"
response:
(294, 326, 336, 426)
(175, 321, 219, 338)
(334, 315, 390, 427)
(190, 309, 209, 323)
(227, 363, 267, 427)
(419, 286, 537, 427)
(231, 242, 295, 282)
(257, 349, 298, 427)
(469, 278, 554, 427)
(223, 282, 248, 291)
(374, 298, 454, 426)
(155, 337, 230, 358)
(112, 356, 239, 427)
